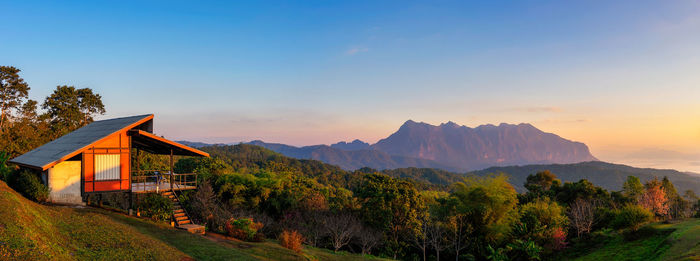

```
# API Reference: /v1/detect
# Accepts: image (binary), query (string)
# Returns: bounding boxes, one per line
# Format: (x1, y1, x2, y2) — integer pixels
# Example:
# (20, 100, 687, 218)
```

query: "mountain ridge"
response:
(371, 120, 597, 170)
(179, 120, 597, 171)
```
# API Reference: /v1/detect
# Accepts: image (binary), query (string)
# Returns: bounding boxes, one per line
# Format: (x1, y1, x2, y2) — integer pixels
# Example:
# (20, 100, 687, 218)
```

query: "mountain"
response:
(181, 120, 597, 172)
(247, 140, 458, 171)
(330, 139, 370, 151)
(372, 120, 597, 170)
(177, 140, 223, 148)
(470, 161, 700, 193)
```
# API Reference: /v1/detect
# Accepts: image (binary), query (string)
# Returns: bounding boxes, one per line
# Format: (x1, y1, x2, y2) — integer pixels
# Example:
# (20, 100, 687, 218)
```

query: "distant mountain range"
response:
(372, 162, 700, 193)
(179, 120, 597, 172)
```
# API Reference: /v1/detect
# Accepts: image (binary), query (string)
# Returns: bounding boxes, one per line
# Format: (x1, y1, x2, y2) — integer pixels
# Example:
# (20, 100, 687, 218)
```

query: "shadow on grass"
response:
(77, 208, 259, 261)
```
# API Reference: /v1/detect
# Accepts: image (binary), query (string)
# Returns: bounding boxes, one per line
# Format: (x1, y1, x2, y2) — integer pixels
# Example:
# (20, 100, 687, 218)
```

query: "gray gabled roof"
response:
(10, 114, 153, 170)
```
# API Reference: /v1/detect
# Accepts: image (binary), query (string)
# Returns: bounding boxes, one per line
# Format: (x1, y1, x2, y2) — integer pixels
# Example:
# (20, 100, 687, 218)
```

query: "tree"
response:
(355, 173, 423, 259)
(411, 211, 429, 261)
(661, 176, 679, 200)
(525, 170, 558, 193)
(661, 176, 685, 219)
(623, 176, 644, 200)
(0, 99, 48, 157)
(639, 178, 669, 218)
(517, 197, 568, 254)
(438, 197, 469, 261)
(555, 179, 609, 206)
(42, 85, 105, 137)
(0, 66, 30, 133)
(568, 198, 597, 237)
(357, 225, 381, 256)
(426, 218, 449, 261)
(612, 204, 653, 231)
(451, 175, 519, 258)
(323, 212, 361, 252)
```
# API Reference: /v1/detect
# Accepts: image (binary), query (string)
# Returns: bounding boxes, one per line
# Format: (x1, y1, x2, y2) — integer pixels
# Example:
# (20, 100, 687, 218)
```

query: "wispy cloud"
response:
(504, 106, 562, 113)
(345, 47, 369, 55)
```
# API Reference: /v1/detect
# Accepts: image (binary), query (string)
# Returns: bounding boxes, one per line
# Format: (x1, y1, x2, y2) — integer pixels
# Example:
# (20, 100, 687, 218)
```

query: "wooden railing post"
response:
(170, 149, 174, 191)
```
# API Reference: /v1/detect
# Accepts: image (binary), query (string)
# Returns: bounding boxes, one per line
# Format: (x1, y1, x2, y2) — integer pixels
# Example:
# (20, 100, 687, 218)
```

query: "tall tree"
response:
(623, 176, 644, 200)
(42, 85, 105, 137)
(0, 66, 30, 133)
(568, 198, 597, 237)
(525, 170, 558, 193)
(661, 176, 679, 200)
(323, 212, 361, 252)
(639, 178, 669, 218)
(426, 218, 449, 261)
(357, 226, 382, 256)
(355, 173, 423, 259)
(411, 211, 429, 261)
(451, 175, 519, 259)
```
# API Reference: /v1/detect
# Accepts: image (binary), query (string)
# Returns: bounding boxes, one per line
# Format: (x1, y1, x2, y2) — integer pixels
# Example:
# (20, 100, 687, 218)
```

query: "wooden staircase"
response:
(162, 191, 205, 234)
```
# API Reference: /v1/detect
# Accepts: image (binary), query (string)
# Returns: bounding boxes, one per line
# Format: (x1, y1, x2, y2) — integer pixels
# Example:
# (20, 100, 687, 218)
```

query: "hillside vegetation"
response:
(562, 219, 700, 260)
(473, 161, 700, 193)
(0, 180, 383, 260)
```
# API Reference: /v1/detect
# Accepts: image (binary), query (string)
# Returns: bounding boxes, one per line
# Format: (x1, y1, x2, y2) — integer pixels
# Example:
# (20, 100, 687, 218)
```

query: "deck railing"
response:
(131, 170, 198, 193)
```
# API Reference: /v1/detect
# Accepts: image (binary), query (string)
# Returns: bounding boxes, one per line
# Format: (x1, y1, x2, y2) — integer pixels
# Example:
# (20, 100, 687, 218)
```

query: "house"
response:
(9, 114, 208, 231)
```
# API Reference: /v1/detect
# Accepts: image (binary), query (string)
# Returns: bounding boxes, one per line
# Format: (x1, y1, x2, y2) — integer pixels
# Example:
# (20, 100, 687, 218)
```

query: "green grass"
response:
(0, 181, 187, 260)
(0, 181, 385, 260)
(562, 219, 700, 261)
(93, 208, 386, 261)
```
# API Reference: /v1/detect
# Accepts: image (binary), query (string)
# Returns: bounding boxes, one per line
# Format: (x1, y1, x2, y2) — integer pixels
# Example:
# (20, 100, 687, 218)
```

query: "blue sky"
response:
(3, 1, 700, 172)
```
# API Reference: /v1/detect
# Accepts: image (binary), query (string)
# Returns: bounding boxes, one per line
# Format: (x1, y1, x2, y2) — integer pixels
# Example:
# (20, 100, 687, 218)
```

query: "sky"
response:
(2, 1, 700, 173)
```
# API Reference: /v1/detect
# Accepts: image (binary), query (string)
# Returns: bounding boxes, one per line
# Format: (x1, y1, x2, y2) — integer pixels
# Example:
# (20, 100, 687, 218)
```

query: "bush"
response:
(7, 170, 49, 202)
(138, 194, 173, 221)
(611, 204, 653, 231)
(225, 217, 264, 242)
(592, 207, 616, 230)
(0, 152, 12, 181)
(279, 230, 304, 253)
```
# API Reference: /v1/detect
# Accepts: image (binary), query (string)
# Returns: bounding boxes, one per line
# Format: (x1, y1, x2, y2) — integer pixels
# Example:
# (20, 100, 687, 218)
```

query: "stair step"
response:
(176, 217, 189, 221)
(174, 213, 186, 218)
(178, 220, 191, 225)
(177, 224, 205, 235)
(174, 209, 184, 213)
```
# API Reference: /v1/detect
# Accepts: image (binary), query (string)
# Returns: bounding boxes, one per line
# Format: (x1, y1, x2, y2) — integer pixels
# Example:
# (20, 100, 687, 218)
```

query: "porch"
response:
(129, 129, 208, 193)
(130, 171, 198, 193)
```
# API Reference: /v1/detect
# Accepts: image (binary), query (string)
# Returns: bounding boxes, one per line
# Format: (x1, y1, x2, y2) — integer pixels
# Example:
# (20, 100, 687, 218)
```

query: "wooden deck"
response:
(131, 182, 196, 193)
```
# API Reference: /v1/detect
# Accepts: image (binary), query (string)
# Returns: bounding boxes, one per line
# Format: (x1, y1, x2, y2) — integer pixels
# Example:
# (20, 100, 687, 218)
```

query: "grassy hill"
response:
(562, 219, 700, 261)
(0, 181, 384, 260)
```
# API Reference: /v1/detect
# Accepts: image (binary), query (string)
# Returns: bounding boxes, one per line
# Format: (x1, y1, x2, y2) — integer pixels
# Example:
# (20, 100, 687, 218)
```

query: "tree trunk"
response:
(0, 108, 5, 133)
(436, 249, 440, 261)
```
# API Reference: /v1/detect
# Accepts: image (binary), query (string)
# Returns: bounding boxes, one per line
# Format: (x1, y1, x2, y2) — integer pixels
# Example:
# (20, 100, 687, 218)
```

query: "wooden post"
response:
(170, 149, 174, 191)
(136, 148, 141, 192)
(129, 191, 133, 214)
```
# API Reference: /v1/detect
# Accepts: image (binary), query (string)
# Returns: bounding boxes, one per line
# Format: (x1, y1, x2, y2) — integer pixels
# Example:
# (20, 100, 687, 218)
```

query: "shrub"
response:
(279, 230, 304, 253)
(506, 239, 543, 260)
(549, 226, 568, 251)
(7, 170, 49, 202)
(138, 194, 173, 221)
(225, 217, 264, 242)
(592, 207, 616, 230)
(0, 152, 12, 181)
(611, 204, 653, 231)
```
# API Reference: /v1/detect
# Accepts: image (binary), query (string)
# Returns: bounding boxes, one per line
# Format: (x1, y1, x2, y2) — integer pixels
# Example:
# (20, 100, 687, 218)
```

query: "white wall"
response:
(48, 161, 83, 205)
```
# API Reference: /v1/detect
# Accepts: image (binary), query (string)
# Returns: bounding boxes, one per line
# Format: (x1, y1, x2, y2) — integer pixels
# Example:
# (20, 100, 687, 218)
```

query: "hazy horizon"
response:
(3, 1, 700, 173)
